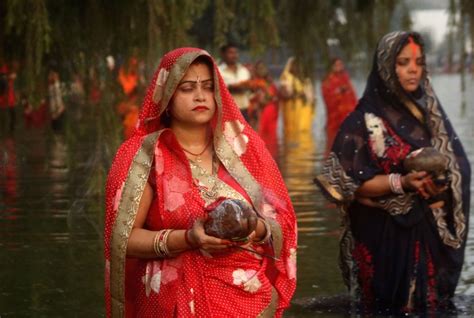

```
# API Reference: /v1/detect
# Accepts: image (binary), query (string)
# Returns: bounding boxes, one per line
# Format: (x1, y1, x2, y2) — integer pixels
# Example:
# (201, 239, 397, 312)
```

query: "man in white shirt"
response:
(218, 44, 251, 122)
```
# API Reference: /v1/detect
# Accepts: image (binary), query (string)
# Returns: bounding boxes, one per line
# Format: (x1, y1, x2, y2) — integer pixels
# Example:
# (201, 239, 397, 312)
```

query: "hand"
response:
(423, 177, 448, 197)
(188, 219, 230, 252)
(402, 171, 447, 199)
(230, 231, 256, 249)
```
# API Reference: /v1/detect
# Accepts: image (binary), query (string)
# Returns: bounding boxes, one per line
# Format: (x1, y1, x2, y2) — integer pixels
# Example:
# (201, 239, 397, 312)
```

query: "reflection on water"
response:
(0, 74, 473, 316)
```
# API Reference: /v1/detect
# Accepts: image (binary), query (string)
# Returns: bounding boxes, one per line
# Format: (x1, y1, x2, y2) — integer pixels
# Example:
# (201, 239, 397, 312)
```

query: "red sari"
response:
(321, 71, 357, 149)
(105, 48, 297, 317)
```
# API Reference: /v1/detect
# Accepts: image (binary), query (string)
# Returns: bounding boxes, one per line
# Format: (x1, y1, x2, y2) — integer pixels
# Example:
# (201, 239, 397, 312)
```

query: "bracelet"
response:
(389, 173, 405, 194)
(153, 229, 173, 258)
(254, 218, 272, 245)
(153, 230, 165, 257)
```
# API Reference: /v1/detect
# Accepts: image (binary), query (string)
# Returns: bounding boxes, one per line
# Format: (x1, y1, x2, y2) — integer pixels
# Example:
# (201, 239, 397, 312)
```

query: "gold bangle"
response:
(153, 230, 165, 257)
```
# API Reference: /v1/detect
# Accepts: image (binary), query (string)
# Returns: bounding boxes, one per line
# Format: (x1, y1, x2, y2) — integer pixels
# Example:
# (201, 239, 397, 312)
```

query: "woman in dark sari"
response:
(315, 31, 470, 314)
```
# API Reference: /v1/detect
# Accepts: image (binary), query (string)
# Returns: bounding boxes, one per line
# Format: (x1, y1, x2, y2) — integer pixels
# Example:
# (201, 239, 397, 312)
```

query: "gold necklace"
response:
(181, 139, 212, 163)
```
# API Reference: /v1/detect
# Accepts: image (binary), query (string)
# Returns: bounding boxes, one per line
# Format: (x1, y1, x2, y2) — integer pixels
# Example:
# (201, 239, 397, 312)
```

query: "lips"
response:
(192, 106, 209, 111)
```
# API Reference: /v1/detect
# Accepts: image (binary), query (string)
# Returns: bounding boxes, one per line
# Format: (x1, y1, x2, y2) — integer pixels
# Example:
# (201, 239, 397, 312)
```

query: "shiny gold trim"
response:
(110, 131, 162, 317)
(314, 175, 344, 203)
(215, 125, 264, 214)
(189, 159, 248, 206)
(267, 219, 283, 259)
(257, 287, 279, 317)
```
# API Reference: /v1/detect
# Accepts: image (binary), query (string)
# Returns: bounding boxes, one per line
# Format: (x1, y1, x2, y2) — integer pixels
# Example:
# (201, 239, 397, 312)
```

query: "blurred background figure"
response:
(218, 43, 252, 122)
(0, 60, 17, 133)
(116, 55, 140, 139)
(280, 57, 315, 142)
(321, 58, 357, 152)
(48, 70, 66, 132)
(248, 61, 279, 156)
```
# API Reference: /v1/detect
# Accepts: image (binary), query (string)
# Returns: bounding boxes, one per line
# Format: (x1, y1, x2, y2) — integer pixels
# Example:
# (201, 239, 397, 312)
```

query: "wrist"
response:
(185, 229, 199, 249)
(253, 218, 271, 245)
(401, 175, 407, 191)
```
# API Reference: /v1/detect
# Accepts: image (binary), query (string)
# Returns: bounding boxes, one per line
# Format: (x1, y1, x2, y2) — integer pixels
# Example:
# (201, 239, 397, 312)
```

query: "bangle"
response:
(254, 218, 272, 245)
(153, 230, 165, 257)
(153, 229, 173, 258)
(389, 173, 405, 194)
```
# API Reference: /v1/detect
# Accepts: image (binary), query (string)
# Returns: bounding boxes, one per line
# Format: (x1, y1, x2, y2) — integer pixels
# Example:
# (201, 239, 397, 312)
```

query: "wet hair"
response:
(220, 43, 239, 54)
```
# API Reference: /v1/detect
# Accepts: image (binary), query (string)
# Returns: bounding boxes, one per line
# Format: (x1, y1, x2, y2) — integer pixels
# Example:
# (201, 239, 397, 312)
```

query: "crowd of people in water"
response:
(0, 43, 359, 156)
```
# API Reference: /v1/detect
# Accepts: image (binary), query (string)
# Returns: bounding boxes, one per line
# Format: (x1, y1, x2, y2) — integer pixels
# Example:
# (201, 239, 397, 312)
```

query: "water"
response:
(1, 74, 473, 316)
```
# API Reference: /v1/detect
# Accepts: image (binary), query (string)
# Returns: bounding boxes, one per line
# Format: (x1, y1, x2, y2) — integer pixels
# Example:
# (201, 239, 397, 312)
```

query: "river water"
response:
(0, 74, 473, 316)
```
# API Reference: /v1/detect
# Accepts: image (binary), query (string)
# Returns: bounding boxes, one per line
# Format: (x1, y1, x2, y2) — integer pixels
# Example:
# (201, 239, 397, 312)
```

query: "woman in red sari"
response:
(105, 48, 297, 317)
(321, 58, 357, 150)
(248, 61, 279, 157)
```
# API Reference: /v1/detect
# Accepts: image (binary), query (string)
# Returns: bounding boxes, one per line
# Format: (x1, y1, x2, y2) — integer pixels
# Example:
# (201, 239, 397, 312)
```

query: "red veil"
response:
(104, 48, 297, 317)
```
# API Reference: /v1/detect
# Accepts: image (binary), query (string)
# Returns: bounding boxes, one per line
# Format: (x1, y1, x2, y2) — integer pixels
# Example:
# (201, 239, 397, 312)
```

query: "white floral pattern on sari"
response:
(163, 175, 190, 212)
(152, 68, 170, 104)
(286, 248, 297, 280)
(224, 120, 249, 156)
(154, 143, 164, 175)
(113, 182, 125, 212)
(142, 261, 162, 296)
(232, 269, 262, 293)
(142, 260, 179, 297)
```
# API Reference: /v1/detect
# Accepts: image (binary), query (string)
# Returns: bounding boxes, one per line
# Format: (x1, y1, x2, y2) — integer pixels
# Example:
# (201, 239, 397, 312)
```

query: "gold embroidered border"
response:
(214, 129, 263, 213)
(110, 131, 162, 317)
(189, 160, 248, 206)
(257, 287, 279, 317)
(267, 219, 283, 259)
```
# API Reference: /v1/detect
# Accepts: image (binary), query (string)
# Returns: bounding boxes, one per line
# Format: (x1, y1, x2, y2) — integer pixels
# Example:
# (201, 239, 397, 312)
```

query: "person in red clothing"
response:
(104, 48, 297, 317)
(0, 62, 17, 132)
(248, 61, 279, 157)
(321, 58, 357, 151)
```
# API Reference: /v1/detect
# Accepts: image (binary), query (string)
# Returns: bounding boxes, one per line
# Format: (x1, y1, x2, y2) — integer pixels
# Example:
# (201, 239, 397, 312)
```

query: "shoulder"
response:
(237, 64, 251, 78)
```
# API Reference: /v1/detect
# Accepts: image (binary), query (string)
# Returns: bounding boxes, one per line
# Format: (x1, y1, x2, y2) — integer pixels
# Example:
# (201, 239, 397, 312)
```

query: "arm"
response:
(355, 170, 446, 200)
(228, 80, 251, 94)
(126, 182, 229, 259)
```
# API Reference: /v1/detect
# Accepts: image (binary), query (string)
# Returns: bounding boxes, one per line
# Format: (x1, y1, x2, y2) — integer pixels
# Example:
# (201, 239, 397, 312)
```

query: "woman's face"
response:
(169, 63, 216, 126)
(255, 62, 268, 78)
(395, 41, 423, 93)
(332, 59, 344, 73)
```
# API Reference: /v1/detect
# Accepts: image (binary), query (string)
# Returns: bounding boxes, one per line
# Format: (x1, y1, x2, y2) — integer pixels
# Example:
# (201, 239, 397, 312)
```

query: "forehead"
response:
(397, 43, 422, 57)
(181, 63, 213, 80)
(225, 47, 238, 54)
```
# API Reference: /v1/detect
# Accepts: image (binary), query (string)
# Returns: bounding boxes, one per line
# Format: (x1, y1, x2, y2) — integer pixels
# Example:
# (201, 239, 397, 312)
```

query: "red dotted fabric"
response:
(104, 48, 297, 317)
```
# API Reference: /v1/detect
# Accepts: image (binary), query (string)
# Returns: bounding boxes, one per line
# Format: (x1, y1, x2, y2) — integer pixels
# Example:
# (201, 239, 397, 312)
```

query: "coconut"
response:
(204, 199, 258, 242)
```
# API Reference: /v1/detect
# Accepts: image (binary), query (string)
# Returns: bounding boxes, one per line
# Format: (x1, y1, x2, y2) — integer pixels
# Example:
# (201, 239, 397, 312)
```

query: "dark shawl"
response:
(315, 31, 470, 312)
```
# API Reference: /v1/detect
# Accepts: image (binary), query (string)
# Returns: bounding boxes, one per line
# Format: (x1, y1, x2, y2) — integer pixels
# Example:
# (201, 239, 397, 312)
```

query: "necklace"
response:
(181, 138, 212, 163)
(190, 154, 219, 200)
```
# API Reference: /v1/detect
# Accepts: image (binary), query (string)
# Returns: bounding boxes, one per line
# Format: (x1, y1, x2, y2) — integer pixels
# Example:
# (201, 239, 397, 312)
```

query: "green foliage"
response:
(1, 0, 472, 93)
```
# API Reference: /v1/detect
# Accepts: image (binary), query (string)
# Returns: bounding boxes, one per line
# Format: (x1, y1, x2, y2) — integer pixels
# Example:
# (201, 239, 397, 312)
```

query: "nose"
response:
(195, 85, 206, 101)
(408, 59, 417, 73)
